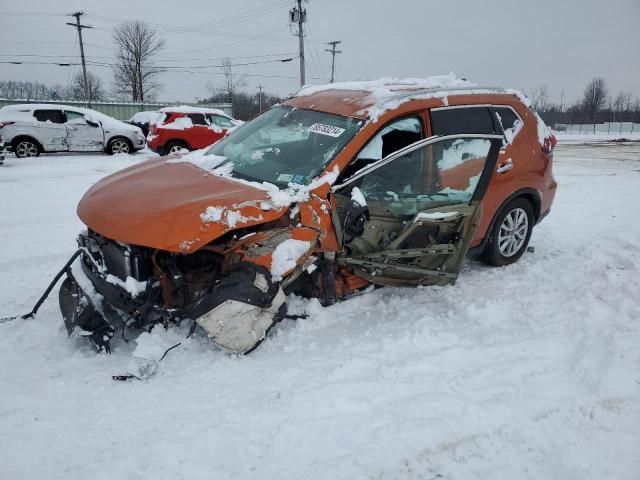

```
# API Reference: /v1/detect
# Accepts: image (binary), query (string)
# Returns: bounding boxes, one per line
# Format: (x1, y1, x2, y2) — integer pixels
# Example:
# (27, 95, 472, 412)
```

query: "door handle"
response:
(496, 158, 513, 173)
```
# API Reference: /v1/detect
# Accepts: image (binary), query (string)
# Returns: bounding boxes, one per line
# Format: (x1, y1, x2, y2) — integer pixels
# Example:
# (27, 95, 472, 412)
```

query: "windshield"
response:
(207, 106, 362, 187)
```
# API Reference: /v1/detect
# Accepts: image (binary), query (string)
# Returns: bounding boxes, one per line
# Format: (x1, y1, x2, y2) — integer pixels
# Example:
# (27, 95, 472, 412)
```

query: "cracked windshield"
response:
(208, 106, 362, 186)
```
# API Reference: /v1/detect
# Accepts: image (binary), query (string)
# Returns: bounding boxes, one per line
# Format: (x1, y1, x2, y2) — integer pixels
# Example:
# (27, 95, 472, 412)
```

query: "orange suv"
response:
(59, 76, 557, 354)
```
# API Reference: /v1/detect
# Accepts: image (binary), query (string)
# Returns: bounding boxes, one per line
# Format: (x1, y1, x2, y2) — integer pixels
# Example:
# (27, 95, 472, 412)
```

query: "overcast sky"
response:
(1, 0, 638, 104)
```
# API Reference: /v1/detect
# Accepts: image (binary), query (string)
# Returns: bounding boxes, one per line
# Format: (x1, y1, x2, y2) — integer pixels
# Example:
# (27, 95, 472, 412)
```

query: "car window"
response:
(492, 106, 522, 143)
(357, 116, 423, 161)
(430, 107, 495, 135)
(338, 116, 423, 183)
(65, 111, 85, 123)
(356, 137, 493, 217)
(33, 109, 65, 124)
(207, 114, 235, 128)
(186, 113, 207, 125)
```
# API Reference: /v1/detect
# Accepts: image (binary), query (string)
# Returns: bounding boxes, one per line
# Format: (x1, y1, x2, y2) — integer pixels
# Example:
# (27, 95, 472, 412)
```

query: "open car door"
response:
(332, 134, 503, 287)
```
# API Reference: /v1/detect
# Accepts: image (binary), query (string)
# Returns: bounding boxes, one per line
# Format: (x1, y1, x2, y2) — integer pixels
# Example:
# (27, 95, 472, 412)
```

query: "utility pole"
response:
(257, 85, 263, 113)
(66, 11, 92, 103)
(289, 0, 307, 87)
(325, 40, 342, 83)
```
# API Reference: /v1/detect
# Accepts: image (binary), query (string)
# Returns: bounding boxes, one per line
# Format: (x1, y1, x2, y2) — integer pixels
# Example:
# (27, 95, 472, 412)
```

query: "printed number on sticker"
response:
(308, 123, 345, 137)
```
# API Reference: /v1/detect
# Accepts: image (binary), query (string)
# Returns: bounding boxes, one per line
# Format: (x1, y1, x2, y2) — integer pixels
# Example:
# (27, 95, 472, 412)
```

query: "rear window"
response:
(33, 109, 65, 124)
(492, 107, 519, 131)
(430, 107, 495, 136)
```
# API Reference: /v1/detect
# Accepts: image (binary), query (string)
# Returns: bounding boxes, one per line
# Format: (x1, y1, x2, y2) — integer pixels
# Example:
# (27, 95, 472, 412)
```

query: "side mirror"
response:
(343, 194, 370, 243)
(84, 115, 100, 128)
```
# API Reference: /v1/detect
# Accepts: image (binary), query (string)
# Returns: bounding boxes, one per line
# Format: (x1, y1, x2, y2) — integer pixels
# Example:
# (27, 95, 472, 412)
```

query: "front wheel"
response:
(107, 138, 132, 155)
(14, 139, 41, 158)
(481, 198, 534, 266)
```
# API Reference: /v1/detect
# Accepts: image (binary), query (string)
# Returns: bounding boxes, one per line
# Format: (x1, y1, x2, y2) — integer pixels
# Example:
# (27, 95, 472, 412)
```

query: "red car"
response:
(147, 106, 241, 155)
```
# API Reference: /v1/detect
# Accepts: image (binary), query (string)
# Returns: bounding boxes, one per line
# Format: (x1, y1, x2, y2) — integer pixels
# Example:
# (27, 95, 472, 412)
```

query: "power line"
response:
(325, 40, 342, 83)
(0, 60, 320, 80)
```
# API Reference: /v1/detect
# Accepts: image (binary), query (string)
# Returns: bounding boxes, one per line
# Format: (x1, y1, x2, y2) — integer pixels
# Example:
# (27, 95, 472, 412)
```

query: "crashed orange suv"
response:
(59, 76, 557, 354)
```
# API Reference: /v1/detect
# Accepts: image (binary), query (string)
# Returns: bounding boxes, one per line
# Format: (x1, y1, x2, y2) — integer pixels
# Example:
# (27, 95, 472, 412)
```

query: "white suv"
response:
(0, 104, 146, 157)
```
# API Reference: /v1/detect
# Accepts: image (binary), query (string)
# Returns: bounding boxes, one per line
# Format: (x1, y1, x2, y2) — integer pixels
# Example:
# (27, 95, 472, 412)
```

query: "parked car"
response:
(146, 105, 241, 155)
(127, 110, 160, 137)
(0, 104, 146, 157)
(59, 76, 557, 354)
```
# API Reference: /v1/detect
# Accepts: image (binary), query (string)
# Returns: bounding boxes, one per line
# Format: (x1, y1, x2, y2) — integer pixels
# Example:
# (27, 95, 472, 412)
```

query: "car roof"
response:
(283, 74, 529, 121)
(159, 105, 232, 118)
(0, 103, 88, 112)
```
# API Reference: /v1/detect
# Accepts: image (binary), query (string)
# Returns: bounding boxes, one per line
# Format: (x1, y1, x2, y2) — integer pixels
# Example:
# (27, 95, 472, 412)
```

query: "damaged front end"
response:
(60, 230, 288, 354)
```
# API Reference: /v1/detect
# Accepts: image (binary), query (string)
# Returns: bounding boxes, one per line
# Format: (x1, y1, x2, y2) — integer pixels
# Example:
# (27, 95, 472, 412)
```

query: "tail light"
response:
(0, 121, 15, 129)
(542, 133, 557, 155)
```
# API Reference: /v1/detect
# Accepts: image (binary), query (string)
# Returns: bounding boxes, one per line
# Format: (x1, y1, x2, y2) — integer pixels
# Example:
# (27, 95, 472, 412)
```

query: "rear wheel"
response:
(165, 140, 189, 155)
(481, 198, 534, 266)
(14, 139, 41, 158)
(107, 137, 132, 155)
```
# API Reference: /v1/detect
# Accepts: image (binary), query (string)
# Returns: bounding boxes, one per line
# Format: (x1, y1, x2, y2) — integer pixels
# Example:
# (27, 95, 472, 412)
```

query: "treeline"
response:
(530, 78, 640, 129)
(0, 73, 105, 102)
(200, 91, 282, 121)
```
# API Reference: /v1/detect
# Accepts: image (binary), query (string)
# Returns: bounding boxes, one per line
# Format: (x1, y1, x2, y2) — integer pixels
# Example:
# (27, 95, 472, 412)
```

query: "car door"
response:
(332, 134, 503, 287)
(430, 105, 526, 244)
(64, 110, 104, 152)
(32, 109, 68, 151)
(185, 113, 214, 149)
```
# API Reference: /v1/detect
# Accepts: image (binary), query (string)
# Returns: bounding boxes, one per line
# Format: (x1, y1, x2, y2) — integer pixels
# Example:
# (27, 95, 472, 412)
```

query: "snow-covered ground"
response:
(1, 143, 639, 479)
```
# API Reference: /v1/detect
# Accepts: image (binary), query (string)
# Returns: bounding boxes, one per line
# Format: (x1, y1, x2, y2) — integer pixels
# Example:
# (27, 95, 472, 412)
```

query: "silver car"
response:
(0, 104, 146, 157)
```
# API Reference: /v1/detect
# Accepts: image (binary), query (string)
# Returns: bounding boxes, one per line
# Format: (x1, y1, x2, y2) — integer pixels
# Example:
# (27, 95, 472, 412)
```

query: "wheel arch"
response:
(470, 188, 541, 256)
(164, 138, 192, 154)
(11, 135, 44, 152)
(106, 135, 134, 150)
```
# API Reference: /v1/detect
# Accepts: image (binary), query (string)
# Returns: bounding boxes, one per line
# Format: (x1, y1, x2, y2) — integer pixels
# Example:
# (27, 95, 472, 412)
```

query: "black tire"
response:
(106, 137, 132, 155)
(164, 140, 190, 156)
(13, 138, 41, 158)
(481, 198, 534, 267)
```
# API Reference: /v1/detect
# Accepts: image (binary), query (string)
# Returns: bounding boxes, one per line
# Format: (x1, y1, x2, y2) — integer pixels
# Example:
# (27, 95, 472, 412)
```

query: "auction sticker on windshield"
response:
(308, 123, 346, 137)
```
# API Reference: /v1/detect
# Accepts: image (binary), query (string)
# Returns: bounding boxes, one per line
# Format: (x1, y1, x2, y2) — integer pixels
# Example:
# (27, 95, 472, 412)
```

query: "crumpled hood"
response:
(77, 157, 287, 253)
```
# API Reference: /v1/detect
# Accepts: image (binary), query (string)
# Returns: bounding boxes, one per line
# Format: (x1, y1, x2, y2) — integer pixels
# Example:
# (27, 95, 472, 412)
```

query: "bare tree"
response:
(70, 71, 105, 101)
(112, 21, 165, 102)
(527, 85, 552, 112)
(582, 77, 608, 132)
(206, 58, 246, 107)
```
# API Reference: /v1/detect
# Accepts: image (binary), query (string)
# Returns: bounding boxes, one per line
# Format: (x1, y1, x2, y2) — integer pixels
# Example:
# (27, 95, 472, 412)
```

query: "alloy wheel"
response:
(111, 139, 130, 154)
(498, 207, 529, 257)
(16, 141, 38, 157)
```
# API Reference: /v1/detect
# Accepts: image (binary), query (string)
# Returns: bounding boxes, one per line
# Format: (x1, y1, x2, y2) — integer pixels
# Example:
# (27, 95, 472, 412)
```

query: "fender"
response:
(469, 187, 542, 256)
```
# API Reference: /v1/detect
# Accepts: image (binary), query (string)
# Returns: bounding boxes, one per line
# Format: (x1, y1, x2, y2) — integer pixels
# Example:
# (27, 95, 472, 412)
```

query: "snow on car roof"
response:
(0, 103, 138, 131)
(287, 73, 530, 122)
(159, 105, 232, 118)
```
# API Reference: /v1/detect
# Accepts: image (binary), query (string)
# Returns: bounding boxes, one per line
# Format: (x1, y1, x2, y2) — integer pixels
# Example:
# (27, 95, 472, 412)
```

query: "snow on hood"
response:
(167, 148, 340, 214)
(77, 157, 290, 253)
